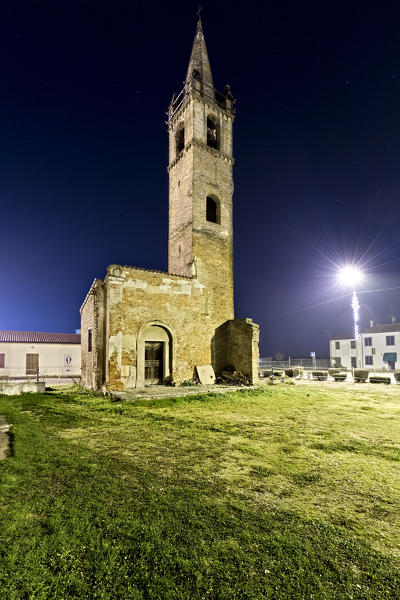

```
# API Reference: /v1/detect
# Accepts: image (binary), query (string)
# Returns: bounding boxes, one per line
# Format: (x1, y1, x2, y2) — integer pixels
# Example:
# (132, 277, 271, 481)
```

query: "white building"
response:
(0, 331, 81, 379)
(359, 323, 399, 371)
(330, 322, 400, 371)
(330, 334, 357, 369)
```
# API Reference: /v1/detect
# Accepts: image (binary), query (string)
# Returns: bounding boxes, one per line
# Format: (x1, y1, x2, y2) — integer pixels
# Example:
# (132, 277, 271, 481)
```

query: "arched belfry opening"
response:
(207, 115, 219, 149)
(206, 195, 220, 224)
(176, 123, 185, 155)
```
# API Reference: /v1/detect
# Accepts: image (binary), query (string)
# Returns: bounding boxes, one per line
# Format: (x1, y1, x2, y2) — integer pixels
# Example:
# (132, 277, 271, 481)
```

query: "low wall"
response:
(0, 381, 46, 395)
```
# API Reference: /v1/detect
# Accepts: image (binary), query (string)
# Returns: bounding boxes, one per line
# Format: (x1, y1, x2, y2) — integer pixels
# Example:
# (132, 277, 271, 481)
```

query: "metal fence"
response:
(259, 358, 331, 371)
(0, 367, 81, 384)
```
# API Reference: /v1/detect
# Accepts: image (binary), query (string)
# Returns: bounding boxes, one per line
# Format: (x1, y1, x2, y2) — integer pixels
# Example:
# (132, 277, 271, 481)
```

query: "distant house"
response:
(329, 334, 357, 369)
(0, 331, 81, 379)
(330, 321, 400, 371)
(360, 323, 400, 371)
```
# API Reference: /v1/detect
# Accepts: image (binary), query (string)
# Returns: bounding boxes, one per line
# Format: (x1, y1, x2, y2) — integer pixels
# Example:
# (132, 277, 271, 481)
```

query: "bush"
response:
(328, 369, 340, 376)
(333, 375, 347, 382)
(271, 371, 283, 378)
(394, 372, 400, 383)
(312, 371, 328, 381)
(262, 370, 283, 378)
(354, 369, 369, 382)
(369, 376, 391, 385)
(285, 368, 300, 378)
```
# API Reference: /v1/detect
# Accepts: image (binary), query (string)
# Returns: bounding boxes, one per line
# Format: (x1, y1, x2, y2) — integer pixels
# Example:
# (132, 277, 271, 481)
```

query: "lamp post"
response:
(337, 266, 363, 340)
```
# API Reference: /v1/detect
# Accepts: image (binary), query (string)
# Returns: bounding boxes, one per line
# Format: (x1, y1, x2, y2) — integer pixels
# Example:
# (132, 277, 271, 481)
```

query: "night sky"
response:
(2, 1, 400, 358)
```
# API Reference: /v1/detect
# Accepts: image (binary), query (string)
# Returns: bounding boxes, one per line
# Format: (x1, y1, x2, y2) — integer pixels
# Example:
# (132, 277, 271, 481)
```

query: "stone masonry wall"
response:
(168, 144, 194, 277)
(80, 279, 105, 389)
(104, 264, 226, 391)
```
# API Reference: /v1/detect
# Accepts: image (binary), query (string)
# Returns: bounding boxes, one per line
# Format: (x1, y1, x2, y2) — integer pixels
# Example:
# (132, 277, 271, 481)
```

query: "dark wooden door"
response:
(145, 342, 164, 385)
(26, 353, 39, 375)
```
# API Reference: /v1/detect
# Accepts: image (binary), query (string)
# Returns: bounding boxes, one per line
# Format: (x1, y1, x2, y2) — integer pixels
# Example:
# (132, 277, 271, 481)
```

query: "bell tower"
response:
(167, 18, 235, 321)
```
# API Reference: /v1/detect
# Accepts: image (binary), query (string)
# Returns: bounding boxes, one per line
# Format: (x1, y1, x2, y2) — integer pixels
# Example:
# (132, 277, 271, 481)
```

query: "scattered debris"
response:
(216, 365, 250, 386)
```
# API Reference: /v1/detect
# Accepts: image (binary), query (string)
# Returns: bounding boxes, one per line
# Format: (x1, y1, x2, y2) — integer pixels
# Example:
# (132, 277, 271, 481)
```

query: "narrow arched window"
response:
(206, 196, 220, 224)
(207, 115, 219, 150)
(176, 124, 184, 154)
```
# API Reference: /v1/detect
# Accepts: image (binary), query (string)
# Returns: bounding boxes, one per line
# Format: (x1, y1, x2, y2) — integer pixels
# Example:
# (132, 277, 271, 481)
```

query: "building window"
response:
(364, 337, 372, 347)
(351, 356, 357, 368)
(207, 115, 219, 149)
(351, 340, 356, 349)
(206, 196, 220, 224)
(365, 355, 373, 366)
(386, 335, 395, 346)
(0, 353, 4, 368)
(26, 353, 39, 375)
(335, 341, 340, 350)
(88, 329, 92, 353)
(176, 124, 185, 154)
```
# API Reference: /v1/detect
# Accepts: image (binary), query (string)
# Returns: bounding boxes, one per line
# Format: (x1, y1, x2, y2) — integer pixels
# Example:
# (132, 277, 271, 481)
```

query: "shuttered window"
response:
(26, 353, 39, 375)
(0, 354, 4, 368)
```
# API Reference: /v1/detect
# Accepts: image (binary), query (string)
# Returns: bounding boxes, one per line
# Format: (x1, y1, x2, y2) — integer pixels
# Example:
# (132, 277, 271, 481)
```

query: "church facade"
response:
(80, 20, 259, 391)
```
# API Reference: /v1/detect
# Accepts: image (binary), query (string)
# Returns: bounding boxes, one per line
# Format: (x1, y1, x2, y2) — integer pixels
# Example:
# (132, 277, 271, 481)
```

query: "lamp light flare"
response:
(337, 266, 364, 287)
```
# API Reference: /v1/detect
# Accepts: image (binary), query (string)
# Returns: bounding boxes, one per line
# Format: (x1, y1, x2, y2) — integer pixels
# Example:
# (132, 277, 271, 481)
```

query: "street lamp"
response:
(337, 266, 364, 339)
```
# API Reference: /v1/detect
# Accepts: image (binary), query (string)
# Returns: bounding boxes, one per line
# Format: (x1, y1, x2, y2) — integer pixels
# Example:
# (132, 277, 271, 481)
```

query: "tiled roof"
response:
(0, 331, 81, 344)
(330, 333, 355, 341)
(362, 323, 400, 334)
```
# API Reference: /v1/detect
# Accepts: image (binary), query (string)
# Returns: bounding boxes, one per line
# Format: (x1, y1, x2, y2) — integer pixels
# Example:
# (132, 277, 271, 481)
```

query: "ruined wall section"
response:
(80, 279, 105, 389)
(105, 264, 215, 391)
(225, 318, 260, 384)
(213, 318, 260, 384)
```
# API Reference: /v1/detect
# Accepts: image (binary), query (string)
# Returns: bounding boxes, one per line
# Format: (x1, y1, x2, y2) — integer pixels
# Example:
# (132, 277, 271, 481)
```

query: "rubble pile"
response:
(216, 365, 251, 386)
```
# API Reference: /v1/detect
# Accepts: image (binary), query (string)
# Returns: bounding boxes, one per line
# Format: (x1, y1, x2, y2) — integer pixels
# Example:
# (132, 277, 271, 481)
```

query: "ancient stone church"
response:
(80, 19, 259, 391)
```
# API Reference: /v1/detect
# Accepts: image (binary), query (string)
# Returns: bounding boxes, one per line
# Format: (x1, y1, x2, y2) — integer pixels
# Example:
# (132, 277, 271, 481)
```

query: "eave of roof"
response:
(0, 331, 81, 344)
(362, 323, 400, 334)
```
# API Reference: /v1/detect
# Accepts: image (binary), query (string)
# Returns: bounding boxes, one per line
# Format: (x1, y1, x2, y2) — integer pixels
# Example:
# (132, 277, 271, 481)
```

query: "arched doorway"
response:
(136, 323, 174, 387)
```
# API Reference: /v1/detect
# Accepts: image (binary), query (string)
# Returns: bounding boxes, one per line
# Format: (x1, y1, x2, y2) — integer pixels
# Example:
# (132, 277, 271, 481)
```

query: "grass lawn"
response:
(0, 383, 399, 599)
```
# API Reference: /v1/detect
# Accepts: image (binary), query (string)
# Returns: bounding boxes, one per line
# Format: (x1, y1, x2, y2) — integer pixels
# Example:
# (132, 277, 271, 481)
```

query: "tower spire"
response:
(185, 16, 214, 98)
